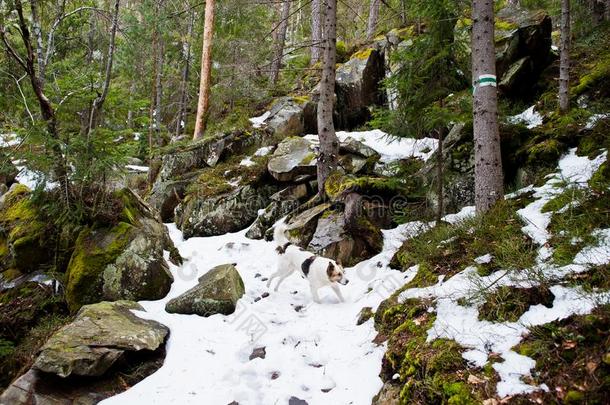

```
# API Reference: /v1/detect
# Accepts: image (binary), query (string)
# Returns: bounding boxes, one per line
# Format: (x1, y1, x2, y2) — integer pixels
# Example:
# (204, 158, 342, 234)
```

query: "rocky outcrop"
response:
(307, 211, 383, 266)
(34, 300, 168, 378)
(0, 302, 168, 405)
(267, 137, 317, 182)
(65, 189, 177, 312)
(265, 97, 307, 138)
(157, 128, 271, 182)
(334, 48, 386, 129)
(165, 264, 245, 316)
(146, 175, 196, 222)
(175, 184, 277, 238)
(246, 183, 313, 240)
(285, 203, 331, 246)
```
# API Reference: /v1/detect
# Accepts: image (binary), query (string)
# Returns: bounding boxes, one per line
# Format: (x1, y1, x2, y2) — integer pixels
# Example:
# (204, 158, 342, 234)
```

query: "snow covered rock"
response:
(267, 137, 317, 182)
(175, 184, 277, 238)
(33, 300, 168, 378)
(165, 264, 245, 317)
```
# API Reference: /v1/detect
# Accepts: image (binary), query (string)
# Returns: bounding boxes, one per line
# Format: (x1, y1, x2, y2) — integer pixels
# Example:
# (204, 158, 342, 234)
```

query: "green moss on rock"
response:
(65, 223, 134, 312)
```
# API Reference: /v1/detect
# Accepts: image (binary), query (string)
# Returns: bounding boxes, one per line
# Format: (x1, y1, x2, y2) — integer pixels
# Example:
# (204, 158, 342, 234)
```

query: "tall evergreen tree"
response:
(317, 0, 339, 195)
(472, 0, 504, 213)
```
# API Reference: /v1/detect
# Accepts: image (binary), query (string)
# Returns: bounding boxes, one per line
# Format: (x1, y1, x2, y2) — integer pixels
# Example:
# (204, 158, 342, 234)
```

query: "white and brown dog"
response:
(267, 219, 349, 303)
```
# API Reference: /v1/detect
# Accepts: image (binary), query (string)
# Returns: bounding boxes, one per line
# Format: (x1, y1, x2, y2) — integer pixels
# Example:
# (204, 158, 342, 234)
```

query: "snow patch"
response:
(249, 111, 271, 128)
(508, 106, 543, 129)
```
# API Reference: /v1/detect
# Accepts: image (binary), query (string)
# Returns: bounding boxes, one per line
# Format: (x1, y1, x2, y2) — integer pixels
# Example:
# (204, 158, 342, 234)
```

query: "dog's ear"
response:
(327, 263, 335, 278)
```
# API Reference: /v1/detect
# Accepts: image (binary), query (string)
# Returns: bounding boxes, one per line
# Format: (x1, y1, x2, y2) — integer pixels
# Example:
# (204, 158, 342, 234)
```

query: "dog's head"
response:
(327, 261, 348, 285)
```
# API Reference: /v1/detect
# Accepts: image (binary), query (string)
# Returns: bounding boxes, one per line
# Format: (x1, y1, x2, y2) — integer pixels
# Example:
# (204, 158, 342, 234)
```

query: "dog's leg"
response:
(266, 270, 281, 288)
(310, 285, 322, 304)
(273, 273, 290, 292)
(331, 284, 345, 303)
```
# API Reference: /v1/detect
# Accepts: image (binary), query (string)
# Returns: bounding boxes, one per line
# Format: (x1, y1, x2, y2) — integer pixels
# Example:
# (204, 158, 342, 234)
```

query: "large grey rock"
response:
(176, 185, 277, 238)
(165, 264, 245, 316)
(246, 184, 311, 240)
(267, 137, 317, 182)
(334, 48, 386, 129)
(33, 301, 168, 378)
(264, 97, 306, 138)
(307, 211, 383, 266)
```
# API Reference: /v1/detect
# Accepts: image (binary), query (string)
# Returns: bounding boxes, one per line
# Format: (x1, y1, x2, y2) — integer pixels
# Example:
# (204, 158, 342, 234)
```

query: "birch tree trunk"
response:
(366, 0, 381, 40)
(270, 0, 291, 85)
(175, 9, 195, 137)
(472, 0, 503, 213)
(193, 0, 215, 140)
(29, 0, 46, 84)
(559, 0, 571, 113)
(310, 0, 322, 64)
(87, 0, 120, 136)
(317, 0, 339, 195)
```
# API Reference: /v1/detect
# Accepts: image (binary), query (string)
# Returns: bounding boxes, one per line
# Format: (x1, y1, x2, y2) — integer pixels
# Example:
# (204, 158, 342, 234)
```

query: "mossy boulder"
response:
(65, 189, 177, 312)
(33, 300, 168, 378)
(0, 184, 52, 274)
(165, 264, 245, 317)
(267, 137, 317, 182)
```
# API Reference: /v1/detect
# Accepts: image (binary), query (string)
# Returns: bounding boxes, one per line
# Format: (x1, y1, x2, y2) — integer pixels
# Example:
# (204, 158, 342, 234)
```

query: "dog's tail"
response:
(273, 217, 290, 246)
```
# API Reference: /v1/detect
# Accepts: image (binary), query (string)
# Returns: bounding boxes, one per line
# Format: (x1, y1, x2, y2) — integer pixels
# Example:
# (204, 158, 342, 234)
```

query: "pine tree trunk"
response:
(366, 0, 381, 40)
(317, 0, 339, 195)
(270, 0, 291, 85)
(472, 0, 504, 213)
(193, 0, 215, 140)
(436, 127, 445, 224)
(559, 0, 570, 113)
(175, 9, 195, 137)
(311, 0, 322, 64)
(154, 40, 164, 140)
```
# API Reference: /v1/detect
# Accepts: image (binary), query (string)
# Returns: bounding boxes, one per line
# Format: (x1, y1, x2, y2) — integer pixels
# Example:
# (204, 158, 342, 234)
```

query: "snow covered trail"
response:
(102, 221, 426, 405)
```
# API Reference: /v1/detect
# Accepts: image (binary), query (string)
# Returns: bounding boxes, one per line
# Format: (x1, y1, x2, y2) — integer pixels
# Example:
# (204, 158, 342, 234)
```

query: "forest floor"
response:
(100, 123, 609, 404)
